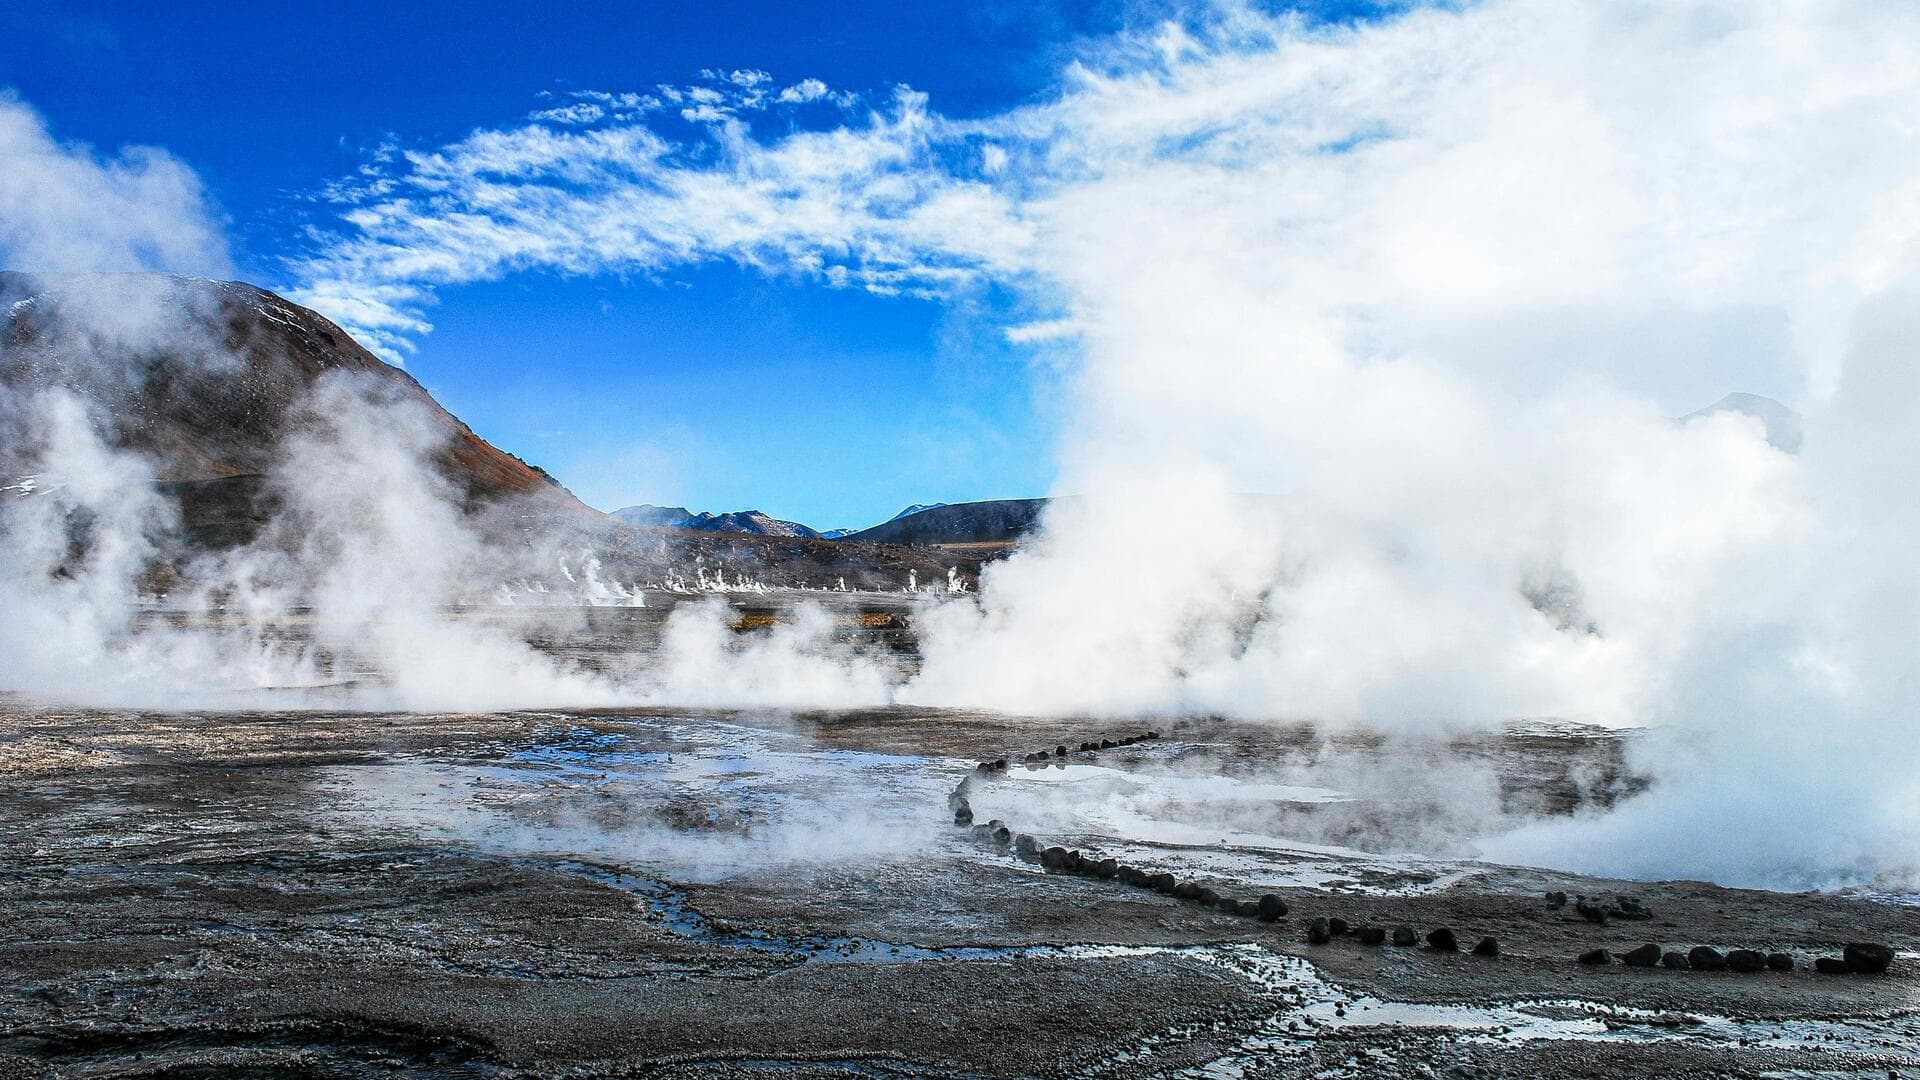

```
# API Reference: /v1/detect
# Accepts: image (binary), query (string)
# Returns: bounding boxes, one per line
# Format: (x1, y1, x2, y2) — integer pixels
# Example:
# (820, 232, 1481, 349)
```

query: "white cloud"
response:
(291, 85, 1029, 356)
(777, 78, 830, 104)
(529, 102, 605, 125)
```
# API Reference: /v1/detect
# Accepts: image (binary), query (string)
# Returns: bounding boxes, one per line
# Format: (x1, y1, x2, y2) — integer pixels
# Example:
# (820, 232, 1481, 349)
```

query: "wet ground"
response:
(2, 686, 1918, 1076)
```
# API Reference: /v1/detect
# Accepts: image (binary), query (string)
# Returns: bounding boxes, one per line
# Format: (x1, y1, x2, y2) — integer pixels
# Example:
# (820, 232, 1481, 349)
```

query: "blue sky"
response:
(0, 0, 1167, 528)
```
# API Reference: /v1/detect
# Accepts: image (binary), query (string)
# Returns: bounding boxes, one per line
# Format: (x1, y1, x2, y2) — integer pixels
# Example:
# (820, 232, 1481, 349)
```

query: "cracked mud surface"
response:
(2, 704, 1916, 1078)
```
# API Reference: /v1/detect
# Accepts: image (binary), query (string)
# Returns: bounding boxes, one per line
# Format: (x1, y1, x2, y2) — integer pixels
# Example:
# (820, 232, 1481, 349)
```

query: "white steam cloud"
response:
(0, 95, 229, 276)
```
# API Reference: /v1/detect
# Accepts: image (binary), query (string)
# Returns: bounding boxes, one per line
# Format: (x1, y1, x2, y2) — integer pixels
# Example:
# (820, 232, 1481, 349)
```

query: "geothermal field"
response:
(7, 1, 1920, 1077)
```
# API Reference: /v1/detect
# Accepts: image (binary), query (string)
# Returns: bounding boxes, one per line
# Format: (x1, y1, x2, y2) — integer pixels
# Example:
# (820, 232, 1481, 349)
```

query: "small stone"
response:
(1544, 891, 1568, 908)
(1688, 946, 1727, 971)
(1392, 925, 1418, 947)
(1471, 936, 1499, 957)
(1357, 926, 1387, 946)
(1327, 917, 1350, 936)
(1308, 917, 1332, 945)
(1578, 948, 1613, 965)
(1622, 943, 1663, 967)
(1727, 949, 1767, 973)
(1256, 894, 1289, 921)
(1661, 951, 1688, 969)
(1766, 953, 1793, 972)
(1844, 942, 1894, 974)
(1814, 956, 1850, 974)
(1426, 927, 1459, 951)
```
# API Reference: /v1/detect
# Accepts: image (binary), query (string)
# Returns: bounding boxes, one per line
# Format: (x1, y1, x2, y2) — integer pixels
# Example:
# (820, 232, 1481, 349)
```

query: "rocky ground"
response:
(1, 697, 1916, 1078)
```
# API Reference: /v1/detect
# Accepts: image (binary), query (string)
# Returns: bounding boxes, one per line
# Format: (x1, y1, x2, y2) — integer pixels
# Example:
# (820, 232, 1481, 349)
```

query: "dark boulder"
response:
(1172, 881, 1201, 900)
(1327, 917, 1350, 936)
(1146, 730, 1161, 739)
(1392, 925, 1418, 947)
(1814, 956, 1850, 974)
(1471, 936, 1499, 957)
(1307, 917, 1331, 945)
(1622, 943, 1663, 968)
(1578, 948, 1613, 965)
(1093, 858, 1119, 879)
(1661, 951, 1688, 969)
(1117, 865, 1146, 886)
(1611, 897, 1653, 920)
(1100, 739, 1115, 749)
(1545, 891, 1568, 908)
(1256, 894, 1288, 922)
(953, 803, 973, 826)
(1195, 887, 1220, 907)
(1056, 745, 1068, 757)
(1357, 926, 1387, 946)
(1148, 873, 1178, 893)
(1844, 942, 1894, 974)
(1726, 949, 1767, 973)
(1766, 952, 1793, 972)
(1688, 946, 1726, 971)
(1426, 927, 1459, 951)
(1575, 901, 1609, 925)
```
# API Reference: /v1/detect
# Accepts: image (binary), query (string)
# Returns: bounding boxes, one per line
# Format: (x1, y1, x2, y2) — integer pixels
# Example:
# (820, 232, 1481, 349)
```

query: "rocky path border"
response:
(947, 730, 1901, 980)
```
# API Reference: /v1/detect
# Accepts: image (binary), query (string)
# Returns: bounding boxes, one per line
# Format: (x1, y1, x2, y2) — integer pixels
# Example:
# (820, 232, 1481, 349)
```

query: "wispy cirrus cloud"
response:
(288, 73, 997, 355)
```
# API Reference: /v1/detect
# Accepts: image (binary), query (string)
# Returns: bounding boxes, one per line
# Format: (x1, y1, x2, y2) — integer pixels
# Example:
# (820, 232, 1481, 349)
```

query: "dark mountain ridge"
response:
(1, 271, 587, 514)
(846, 498, 1049, 546)
(611, 504, 823, 539)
